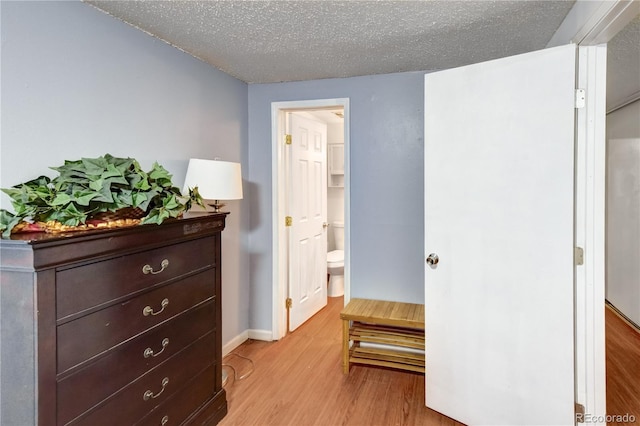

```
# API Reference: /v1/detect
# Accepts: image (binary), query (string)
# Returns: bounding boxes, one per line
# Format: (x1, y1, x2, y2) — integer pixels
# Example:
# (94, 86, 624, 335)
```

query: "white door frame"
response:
(271, 98, 350, 340)
(554, 0, 638, 420)
(575, 44, 608, 422)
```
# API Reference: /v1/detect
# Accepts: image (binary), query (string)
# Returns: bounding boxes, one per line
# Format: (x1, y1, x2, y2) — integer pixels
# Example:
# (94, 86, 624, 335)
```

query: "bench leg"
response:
(342, 319, 350, 374)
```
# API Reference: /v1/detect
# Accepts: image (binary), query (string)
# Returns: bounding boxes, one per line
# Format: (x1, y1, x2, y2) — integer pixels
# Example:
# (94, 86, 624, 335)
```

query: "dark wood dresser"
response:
(0, 212, 228, 425)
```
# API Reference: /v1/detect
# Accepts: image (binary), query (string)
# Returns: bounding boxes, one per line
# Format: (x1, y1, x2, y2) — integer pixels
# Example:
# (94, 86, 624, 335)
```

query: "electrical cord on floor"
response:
(222, 352, 255, 388)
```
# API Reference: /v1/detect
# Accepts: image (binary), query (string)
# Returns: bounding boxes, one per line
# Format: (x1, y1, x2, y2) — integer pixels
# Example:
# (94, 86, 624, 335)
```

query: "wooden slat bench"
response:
(340, 298, 425, 374)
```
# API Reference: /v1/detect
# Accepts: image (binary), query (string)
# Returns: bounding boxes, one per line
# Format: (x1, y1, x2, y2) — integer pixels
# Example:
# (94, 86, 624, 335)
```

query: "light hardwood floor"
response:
(219, 296, 459, 426)
(605, 304, 640, 424)
(219, 298, 640, 426)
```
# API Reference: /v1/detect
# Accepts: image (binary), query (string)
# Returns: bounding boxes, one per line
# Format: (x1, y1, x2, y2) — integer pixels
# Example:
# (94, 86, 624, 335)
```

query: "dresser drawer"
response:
(56, 237, 216, 320)
(67, 332, 216, 426)
(57, 269, 215, 373)
(57, 301, 216, 425)
(135, 365, 216, 426)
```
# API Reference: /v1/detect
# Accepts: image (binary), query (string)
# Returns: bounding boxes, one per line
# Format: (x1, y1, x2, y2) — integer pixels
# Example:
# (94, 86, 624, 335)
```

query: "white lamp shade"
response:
(183, 159, 243, 200)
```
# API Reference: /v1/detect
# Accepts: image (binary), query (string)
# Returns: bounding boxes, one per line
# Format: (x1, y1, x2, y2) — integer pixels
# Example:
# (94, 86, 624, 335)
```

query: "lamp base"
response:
(207, 200, 225, 212)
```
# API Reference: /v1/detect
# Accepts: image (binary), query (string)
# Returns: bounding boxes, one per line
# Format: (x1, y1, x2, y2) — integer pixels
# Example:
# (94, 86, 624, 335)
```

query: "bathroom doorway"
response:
(271, 98, 350, 339)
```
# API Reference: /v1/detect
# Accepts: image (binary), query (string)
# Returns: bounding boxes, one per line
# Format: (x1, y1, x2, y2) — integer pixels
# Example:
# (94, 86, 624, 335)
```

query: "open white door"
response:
(424, 44, 577, 424)
(288, 112, 328, 331)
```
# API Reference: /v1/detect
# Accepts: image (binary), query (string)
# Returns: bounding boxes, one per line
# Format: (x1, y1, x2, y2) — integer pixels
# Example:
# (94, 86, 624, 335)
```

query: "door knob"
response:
(323, 222, 329, 229)
(426, 253, 439, 266)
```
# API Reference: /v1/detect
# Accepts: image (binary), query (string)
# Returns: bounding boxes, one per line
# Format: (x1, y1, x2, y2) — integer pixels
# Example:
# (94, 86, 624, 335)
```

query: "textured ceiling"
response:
(606, 14, 640, 112)
(85, 0, 577, 84)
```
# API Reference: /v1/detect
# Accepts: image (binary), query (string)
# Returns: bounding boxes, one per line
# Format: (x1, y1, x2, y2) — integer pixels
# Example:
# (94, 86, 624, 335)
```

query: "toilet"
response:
(327, 221, 344, 297)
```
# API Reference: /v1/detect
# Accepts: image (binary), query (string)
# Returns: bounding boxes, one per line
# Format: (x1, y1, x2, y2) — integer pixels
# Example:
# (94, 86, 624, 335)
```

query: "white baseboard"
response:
(222, 331, 249, 357)
(222, 329, 274, 357)
(248, 329, 273, 341)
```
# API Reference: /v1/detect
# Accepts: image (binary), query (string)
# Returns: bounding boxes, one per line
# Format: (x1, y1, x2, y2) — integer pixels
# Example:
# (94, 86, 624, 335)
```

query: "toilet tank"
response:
(333, 221, 344, 250)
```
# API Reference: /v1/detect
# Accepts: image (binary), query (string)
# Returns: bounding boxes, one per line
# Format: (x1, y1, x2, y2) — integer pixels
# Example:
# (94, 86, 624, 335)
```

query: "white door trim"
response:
(271, 98, 350, 340)
(547, 0, 639, 48)
(574, 44, 608, 422)
(567, 0, 637, 420)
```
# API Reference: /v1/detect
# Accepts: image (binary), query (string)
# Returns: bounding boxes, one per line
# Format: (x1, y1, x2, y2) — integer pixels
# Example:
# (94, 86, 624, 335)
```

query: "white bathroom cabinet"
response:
(328, 144, 344, 188)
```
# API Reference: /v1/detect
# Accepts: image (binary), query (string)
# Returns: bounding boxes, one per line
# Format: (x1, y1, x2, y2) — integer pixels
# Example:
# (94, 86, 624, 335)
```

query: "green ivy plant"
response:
(0, 154, 204, 237)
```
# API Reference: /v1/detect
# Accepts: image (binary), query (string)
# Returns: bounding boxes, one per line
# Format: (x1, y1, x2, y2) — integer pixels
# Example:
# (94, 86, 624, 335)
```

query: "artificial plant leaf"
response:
(149, 162, 173, 181)
(50, 161, 77, 174)
(13, 184, 52, 207)
(109, 193, 129, 209)
(81, 156, 109, 176)
(51, 193, 73, 206)
(92, 184, 115, 203)
(62, 203, 88, 224)
(141, 208, 169, 225)
(162, 194, 180, 210)
(22, 175, 53, 189)
(130, 192, 148, 209)
(115, 157, 136, 173)
(4, 176, 52, 201)
(53, 176, 85, 190)
(134, 177, 151, 191)
(184, 186, 206, 211)
(127, 173, 142, 187)
(89, 178, 104, 192)
(52, 162, 89, 185)
(102, 175, 129, 187)
(134, 190, 157, 211)
(118, 189, 133, 206)
(2, 187, 23, 200)
(102, 163, 126, 179)
(12, 202, 36, 217)
(73, 191, 99, 206)
(0, 209, 21, 238)
(167, 206, 185, 218)
(155, 177, 174, 188)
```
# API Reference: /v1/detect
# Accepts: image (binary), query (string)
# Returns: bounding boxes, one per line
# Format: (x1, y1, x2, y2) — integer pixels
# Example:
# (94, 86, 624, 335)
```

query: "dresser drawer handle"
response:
(144, 338, 169, 358)
(143, 298, 169, 316)
(161, 415, 169, 426)
(143, 377, 169, 401)
(142, 259, 169, 275)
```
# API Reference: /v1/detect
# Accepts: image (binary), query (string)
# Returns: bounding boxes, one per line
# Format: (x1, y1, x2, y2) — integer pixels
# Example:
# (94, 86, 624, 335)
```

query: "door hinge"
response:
(575, 89, 586, 109)
(285, 134, 292, 145)
(575, 402, 585, 423)
(575, 247, 584, 266)
(285, 216, 293, 227)
(286, 298, 293, 309)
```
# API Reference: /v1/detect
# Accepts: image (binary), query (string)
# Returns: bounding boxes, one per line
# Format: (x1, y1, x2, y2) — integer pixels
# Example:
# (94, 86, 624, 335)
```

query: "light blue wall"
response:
(0, 1, 250, 347)
(248, 72, 425, 331)
(1, 0, 427, 342)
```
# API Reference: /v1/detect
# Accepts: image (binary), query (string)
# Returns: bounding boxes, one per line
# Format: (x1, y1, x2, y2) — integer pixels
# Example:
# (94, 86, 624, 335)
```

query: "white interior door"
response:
(424, 44, 577, 425)
(289, 112, 328, 331)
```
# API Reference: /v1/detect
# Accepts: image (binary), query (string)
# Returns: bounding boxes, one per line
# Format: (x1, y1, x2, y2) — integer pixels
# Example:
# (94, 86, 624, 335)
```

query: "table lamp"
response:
(183, 158, 243, 212)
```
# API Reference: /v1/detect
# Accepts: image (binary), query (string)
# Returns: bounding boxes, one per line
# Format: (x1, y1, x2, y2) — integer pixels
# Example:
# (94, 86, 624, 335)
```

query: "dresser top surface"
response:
(1, 212, 227, 270)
